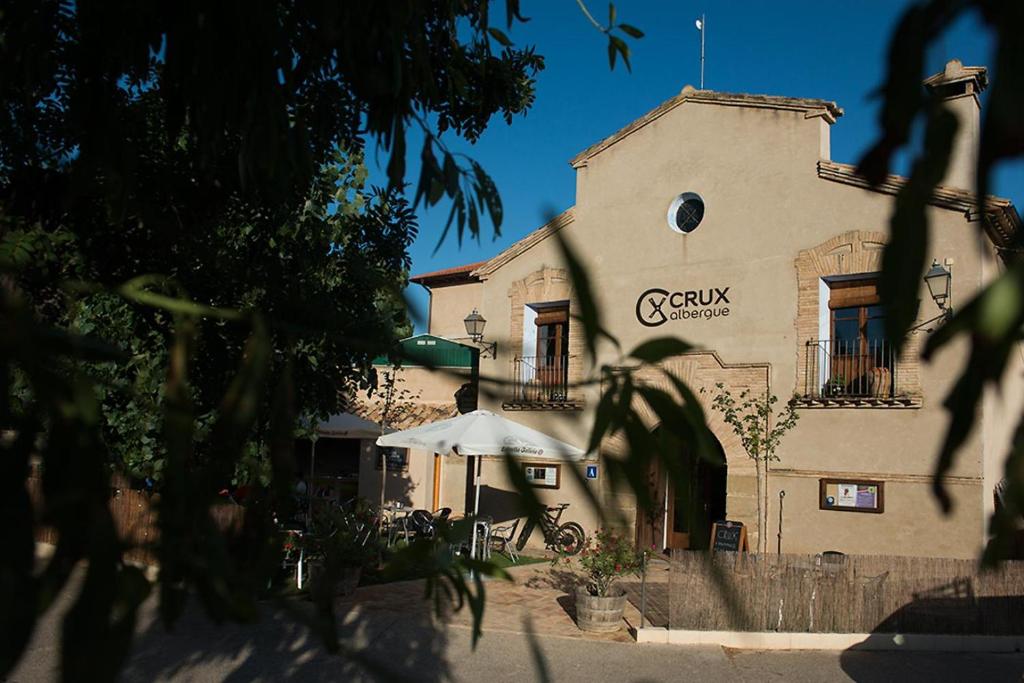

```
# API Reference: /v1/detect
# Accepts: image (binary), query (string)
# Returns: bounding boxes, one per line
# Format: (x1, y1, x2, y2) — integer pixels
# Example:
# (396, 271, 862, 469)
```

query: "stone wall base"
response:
(635, 628, 1024, 653)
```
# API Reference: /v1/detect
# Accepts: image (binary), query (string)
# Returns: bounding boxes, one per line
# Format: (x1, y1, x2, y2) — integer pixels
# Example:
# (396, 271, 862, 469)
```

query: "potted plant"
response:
(824, 374, 847, 397)
(572, 529, 642, 632)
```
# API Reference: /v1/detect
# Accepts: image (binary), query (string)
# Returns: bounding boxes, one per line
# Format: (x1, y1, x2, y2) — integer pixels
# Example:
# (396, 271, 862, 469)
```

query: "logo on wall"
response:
(635, 287, 731, 327)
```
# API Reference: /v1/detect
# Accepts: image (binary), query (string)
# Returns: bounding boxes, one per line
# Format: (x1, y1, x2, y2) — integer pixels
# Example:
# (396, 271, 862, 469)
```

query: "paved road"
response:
(9, 596, 1024, 682)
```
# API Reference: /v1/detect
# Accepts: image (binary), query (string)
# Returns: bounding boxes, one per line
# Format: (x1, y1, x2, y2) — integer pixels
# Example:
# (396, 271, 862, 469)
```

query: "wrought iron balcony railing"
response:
(508, 355, 578, 407)
(801, 338, 902, 400)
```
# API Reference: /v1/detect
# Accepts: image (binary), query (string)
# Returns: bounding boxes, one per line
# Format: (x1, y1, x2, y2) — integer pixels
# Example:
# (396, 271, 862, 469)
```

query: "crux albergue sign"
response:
(635, 287, 731, 327)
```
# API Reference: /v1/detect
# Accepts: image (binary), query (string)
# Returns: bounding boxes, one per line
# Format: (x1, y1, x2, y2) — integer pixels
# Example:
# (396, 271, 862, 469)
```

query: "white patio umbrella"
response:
(375, 409, 586, 560)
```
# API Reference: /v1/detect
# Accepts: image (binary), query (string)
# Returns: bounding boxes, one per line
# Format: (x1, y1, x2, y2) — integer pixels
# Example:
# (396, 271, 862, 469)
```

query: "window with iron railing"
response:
(803, 338, 900, 398)
(506, 303, 581, 409)
(798, 276, 911, 402)
(510, 354, 573, 403)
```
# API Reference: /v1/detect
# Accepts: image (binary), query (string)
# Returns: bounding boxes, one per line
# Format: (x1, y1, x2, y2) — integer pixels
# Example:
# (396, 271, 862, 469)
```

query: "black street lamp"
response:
(462, 308, 496, 357)
(912, 259, 953, 332)
(923, 260, 952, 311)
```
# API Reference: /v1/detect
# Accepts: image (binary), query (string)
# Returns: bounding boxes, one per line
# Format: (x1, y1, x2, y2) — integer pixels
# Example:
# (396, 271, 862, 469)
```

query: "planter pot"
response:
(575, 586, 627, 633)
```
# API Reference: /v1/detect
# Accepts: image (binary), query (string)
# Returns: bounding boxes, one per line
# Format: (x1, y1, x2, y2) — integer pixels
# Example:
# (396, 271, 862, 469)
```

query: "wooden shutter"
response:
(535, 307, 569, 326)
(828, 280, 879, 309)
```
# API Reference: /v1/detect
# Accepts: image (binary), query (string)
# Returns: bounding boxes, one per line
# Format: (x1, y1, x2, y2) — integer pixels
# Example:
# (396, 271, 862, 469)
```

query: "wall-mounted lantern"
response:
(912, 259, 953, 332)
(462, 308, 497, 358)
(923, 260, 952, 311)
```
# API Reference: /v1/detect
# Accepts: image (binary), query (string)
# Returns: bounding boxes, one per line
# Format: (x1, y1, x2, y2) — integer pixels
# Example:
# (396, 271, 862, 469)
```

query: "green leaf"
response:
(610, 36, 631, 73)
(553, 229, 610, 361)
(487, 27, 513, 47)
(618, 23, 644, 39)
(442, 152, 459, 198)
(880, 104, 956, 352)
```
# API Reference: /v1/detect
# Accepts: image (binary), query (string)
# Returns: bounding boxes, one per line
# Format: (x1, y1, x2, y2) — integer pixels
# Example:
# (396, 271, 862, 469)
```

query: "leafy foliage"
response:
(0, 3, 646, 680)
(858, 0, 1024, 560)
(573, 528, 642, 597)
(708, 384, 799, 554)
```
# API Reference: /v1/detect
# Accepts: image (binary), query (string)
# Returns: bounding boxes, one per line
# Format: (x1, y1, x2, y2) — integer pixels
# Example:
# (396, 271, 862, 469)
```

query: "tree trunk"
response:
(763, 455, 771, 555)
(754, 456, 764, 554)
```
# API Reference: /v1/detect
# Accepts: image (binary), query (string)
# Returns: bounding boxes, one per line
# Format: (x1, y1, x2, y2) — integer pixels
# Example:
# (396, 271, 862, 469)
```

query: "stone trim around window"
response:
(793, 230, 923, 409)
(504, 266, 586, 410)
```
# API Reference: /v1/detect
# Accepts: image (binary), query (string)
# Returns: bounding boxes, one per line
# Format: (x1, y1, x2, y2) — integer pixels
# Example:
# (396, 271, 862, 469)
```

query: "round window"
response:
(667, 192, 705, 234)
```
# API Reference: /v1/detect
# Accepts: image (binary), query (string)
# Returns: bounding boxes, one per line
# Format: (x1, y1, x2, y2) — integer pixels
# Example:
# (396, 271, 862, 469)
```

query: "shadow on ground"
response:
(118, 594, 452, 682)
(839, 594, 1024, 682)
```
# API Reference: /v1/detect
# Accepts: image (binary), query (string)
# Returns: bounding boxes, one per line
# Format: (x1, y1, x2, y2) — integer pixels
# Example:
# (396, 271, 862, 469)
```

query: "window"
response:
(826, 278, 893, 397)
(667, 192, 705, 234)
(535, 305, 569, 400)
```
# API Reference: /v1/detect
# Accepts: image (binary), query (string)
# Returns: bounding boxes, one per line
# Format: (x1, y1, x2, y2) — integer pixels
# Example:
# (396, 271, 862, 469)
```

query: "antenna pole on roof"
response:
(695, 13, 705, 89)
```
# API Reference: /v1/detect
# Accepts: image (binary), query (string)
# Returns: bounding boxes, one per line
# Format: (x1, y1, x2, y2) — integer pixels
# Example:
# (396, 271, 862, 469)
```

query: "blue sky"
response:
(369, 1, 1021, 333)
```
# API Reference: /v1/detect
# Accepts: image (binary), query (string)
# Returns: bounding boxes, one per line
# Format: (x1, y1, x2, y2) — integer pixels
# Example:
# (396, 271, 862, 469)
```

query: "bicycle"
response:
(514, 503, 585, 555)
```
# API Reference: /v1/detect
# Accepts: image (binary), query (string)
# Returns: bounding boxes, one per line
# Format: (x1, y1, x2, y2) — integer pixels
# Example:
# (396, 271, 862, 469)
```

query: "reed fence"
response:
(28, 474, 245, 566)
(662, 550, 1024, 635)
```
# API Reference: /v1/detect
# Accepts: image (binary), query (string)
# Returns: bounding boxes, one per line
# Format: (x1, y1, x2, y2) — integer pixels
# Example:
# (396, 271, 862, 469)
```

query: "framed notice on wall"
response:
(375, 446, 409, 472)
(523, 463, 561, 489)
(819, 478, 884, 513)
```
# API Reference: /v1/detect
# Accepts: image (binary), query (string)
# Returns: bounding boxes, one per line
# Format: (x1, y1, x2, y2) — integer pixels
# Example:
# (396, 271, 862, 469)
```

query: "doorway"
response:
(637, 429, 727, 552)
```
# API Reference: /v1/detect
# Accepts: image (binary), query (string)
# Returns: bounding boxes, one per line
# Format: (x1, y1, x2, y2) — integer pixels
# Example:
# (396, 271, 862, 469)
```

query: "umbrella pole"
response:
(468, 456, 482, 566)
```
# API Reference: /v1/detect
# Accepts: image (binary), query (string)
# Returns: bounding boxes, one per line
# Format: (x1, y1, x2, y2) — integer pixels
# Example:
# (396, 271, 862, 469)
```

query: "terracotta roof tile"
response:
(410, 260, 487, 286)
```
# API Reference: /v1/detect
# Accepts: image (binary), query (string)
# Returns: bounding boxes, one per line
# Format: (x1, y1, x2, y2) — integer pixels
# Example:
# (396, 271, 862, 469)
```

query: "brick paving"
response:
(336, 561, 673, 643)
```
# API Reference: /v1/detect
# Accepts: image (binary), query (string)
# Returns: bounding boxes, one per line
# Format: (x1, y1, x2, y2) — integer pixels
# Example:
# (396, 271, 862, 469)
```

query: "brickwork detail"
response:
(507, 267, 586, 398)
(598, 352, 770, 550)
(794, 231, 923, 401)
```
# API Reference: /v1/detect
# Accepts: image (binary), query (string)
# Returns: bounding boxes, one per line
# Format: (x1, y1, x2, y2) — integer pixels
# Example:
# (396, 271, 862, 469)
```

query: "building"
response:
(346, 60, 1023, 559)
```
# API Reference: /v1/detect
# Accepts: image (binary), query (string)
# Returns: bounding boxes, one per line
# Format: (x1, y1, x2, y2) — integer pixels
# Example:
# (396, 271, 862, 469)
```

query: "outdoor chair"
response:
(488, 519, 520, 563)
(408, 509, 436, 539)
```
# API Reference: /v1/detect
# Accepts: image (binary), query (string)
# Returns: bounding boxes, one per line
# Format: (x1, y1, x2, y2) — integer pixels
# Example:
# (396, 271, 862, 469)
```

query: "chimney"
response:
(923, 59, 988, 191)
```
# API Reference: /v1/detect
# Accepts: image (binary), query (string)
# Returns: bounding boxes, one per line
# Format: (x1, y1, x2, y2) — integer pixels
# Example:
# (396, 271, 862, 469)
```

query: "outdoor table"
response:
(381, 504, 411, 546)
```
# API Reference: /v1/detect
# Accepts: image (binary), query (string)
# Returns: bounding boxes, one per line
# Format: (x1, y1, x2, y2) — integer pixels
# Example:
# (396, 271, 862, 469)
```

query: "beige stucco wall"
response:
(357, 441, 435, 511)
(407, 92, 1015, 559)
(424, 282, 483, 339)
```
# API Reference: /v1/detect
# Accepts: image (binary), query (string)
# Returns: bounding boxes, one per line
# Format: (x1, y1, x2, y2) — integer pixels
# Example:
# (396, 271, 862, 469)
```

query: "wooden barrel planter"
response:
(575, 587, 627, 632)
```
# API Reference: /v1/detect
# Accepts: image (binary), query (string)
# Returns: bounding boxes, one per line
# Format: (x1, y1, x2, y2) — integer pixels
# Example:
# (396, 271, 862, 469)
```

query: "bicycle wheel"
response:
(515, 519, 536, 552)
(555, 522, 585, 556)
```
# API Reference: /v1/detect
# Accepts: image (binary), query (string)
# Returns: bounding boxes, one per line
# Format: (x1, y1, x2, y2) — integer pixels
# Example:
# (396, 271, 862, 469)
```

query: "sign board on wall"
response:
(585, 465, 599, 479)
(819, 478, 884, 513)
(375, 447, 409, 472)
(635, 287, 731, 327)
(523, 463, 560, 489)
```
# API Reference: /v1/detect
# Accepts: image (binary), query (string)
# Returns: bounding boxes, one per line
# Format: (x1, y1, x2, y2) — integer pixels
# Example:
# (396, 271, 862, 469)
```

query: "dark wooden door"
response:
(637, 439, 726, 552)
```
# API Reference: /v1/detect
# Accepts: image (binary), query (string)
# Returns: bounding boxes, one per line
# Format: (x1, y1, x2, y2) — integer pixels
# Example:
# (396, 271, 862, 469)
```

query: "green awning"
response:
(372, 334, 476, 369)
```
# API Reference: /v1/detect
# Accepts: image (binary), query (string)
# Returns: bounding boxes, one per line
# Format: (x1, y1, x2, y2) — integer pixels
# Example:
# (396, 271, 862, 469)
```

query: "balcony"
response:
(795, 339, 920, 408)
(502, 355, 584, 411)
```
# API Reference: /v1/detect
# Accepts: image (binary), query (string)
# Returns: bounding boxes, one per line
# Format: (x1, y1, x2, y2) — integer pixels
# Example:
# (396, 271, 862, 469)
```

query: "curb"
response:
(635, 628, 1024, 653)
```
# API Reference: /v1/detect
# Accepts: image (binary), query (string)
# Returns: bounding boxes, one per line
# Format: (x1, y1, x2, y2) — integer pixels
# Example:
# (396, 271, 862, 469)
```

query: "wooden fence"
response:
(666, 550, 1024, 635)
(28, 475, 245, 566)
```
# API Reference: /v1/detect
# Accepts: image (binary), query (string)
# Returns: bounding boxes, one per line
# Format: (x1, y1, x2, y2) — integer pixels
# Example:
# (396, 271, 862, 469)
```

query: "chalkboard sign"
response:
(711, 520, 748, 553)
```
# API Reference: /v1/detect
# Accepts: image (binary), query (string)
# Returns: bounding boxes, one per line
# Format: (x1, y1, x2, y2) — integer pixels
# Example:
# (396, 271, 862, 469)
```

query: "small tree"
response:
(708, 383, 799, 554)
(365, 365, 420, 536)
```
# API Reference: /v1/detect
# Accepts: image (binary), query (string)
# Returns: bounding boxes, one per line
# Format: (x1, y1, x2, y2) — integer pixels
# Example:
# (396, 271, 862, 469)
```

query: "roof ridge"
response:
(472, 208, 575, 278)
(817, 160, 1020, 251)
(569, 89, 843, 168)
